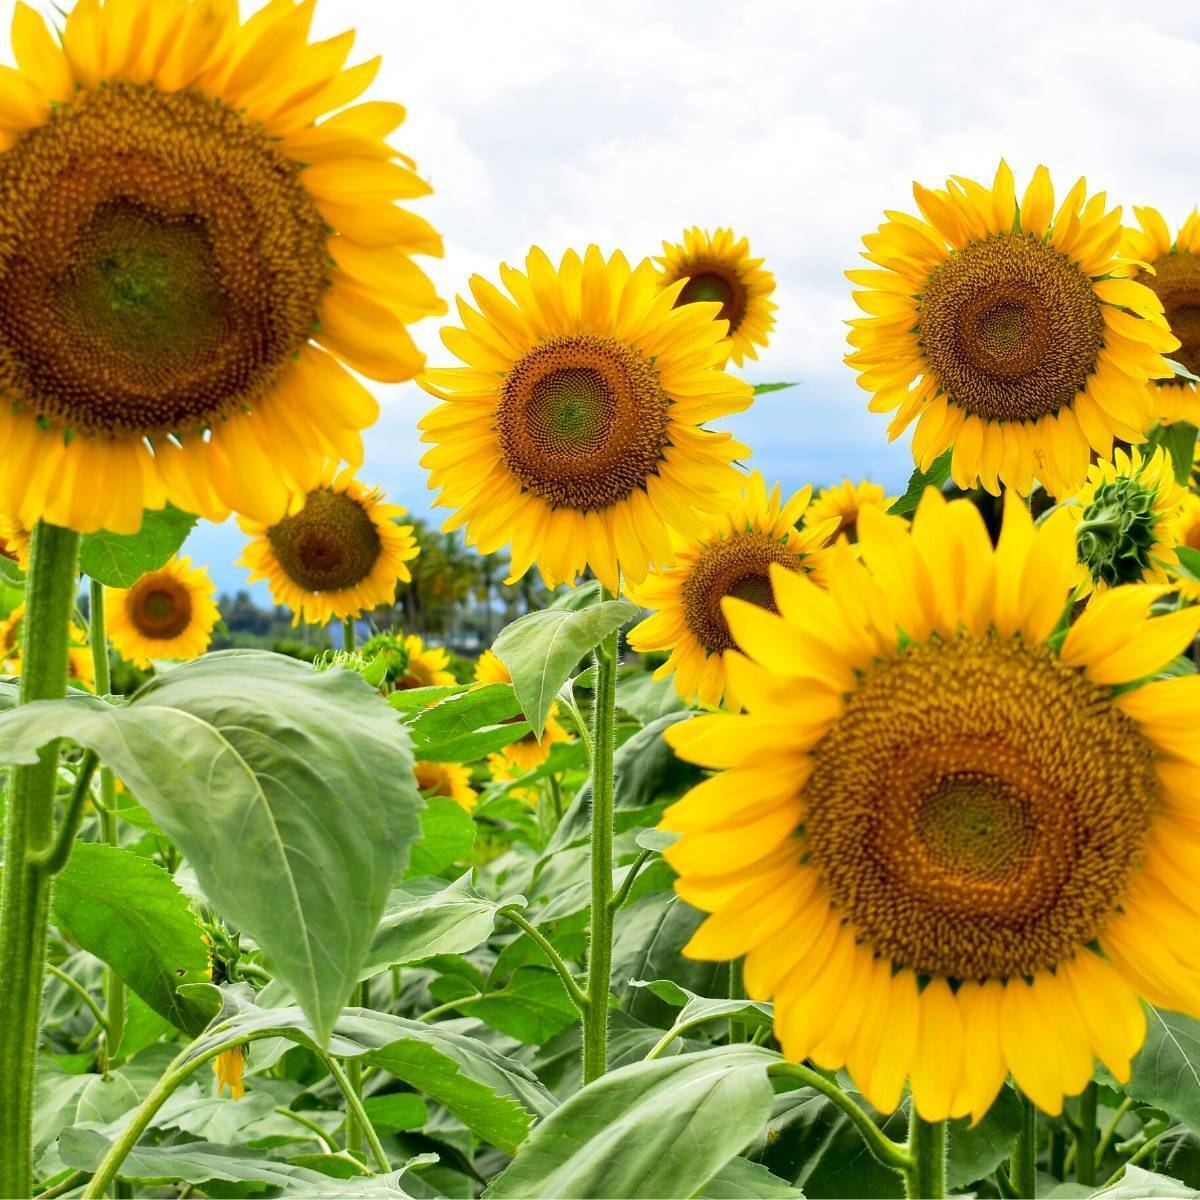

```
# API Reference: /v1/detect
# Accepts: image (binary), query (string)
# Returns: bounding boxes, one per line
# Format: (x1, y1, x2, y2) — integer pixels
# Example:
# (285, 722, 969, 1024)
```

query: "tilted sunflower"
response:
(0, 0, 443, 535)
(657, 227, 777, 367)
(804, 479, 896, 546)
(661, 489, 1200, 1121)
(418, 246, 753, 590)
(239, 466, 418, 626)
(395, 635, 456, 690)
(1068, 446, 1188, 594)
(628, 472, 836, 710)
(414, 760, 477, 813)
(474, 648, 570, 770)
(106, 555, 218, 668)
(0, 515, 31, 569)
(848, 162, 1178, 497)
(1122, 208, 1200, 425)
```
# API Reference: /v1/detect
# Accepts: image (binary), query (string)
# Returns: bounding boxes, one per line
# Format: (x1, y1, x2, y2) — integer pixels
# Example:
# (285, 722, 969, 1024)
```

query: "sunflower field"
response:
(3, 3, 1200, 1200)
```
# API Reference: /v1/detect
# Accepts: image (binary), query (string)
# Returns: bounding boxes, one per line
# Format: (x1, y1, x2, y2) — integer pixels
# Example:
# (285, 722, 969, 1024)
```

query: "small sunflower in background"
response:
(849, 161, 1177, 497)
(0, 0, 443, 536)
(1068, 446, 1187, 593)
(239, 467, 418, 626)
(627, 472, 836, 710)
(419, 246, 753, 591)
(804, 479, 896, 546)
(0, 515, 30, 570)
(662, 489, 1200, 1121)
(484, 753, 541, 806)
(395, 635, 456, 690)
(1123, 207, 1200, 425)
(1168, 492, 1200, 601)
(213, 1047, 246, 1101)
(414, 761, 477, 812)
(106, 556, 219, 669)
(657, 227, 777, 367)
(474, 649, 570, 769)
(1, 604, 94, 689)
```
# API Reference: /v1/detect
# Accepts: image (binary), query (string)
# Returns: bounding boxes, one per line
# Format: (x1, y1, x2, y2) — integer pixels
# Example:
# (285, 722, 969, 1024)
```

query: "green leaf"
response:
(945, 1085, 1023, 1188)
(698, 1157, 806, 1198)
(1091, 1165, 1200, 1198)
(151, 1082, 277, 1142)
(405, 683, 521, 737)
(0, 651, 422, 1046)
(78, 505, 197, 587)
(617, 671, 687, 723)
(494, 600, 637, 737)
(405, 797, 477, 879)
(413, 722, 532, 764)
(388, 684, 467, 713)
(751, 382, 799, 395)
(888, 449, 953, 517)
(1148, 421, 1198, 485)
(548, 579, 602, 610)
(51, 842, 217, 1036)
(470, 966, 581, 1045)
(361, 1093, 429, 1135)
(0, 554, 24, 586)
(186, 998, 556, 1151)
(363, 875, 515, 976)
(631, 979, 773, 1035)
(1126, 1007, 1200, 1133)
(1166, 358, 1200, 384)
(484, 1045, 777, 1199)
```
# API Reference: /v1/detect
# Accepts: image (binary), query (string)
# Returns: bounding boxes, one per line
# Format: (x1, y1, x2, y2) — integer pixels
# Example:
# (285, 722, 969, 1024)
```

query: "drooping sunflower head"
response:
(628, 471, 836, 710)
(239, 465, 418, 627)
(106, 555, 218, 669)
(472, 648, 570, 768)
(1068, 446, 1187, 593)
(414, 760, 477, 813)
(0, 0, 443, 537)
(418, 246, 754, 591)
(662, 488, 1200, 1122)
(849, 162, 1178, 497)
(657, 227, 777, 367)
(0, 514, 31, 570)
(1123, 207, 1200, 425)
(804, 479, 895, 546)
(395, 635, 455, 691)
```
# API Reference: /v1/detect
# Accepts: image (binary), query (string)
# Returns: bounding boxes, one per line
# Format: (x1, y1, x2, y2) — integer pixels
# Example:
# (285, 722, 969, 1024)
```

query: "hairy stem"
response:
(904, 1115, 946, 1199)
(1011, 1089, 1038, 1199)
(1075, 1081, 1097, 1186)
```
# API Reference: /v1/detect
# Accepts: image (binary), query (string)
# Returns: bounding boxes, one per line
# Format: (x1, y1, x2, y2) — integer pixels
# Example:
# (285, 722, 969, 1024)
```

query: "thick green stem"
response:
(904, 1115, 947, 1199)
(1075, 1081, 1097, 1186)
(343, 616, 356, 652)
(88, 579, 125, 1060)
(1011, 1090, 1038, 1199)
(325, 1055, 388, 1172)
(0, 521, 82, 1198)
(728, 958, 746, 1044)
(581, 595, 619, 1086)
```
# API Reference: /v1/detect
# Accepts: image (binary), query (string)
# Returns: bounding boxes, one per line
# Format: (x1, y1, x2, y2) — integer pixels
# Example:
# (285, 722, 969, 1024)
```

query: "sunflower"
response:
(214, 1047, 246, 1100)
(1068, 446, 1188, 593)
(1, 605, 94, 688)
(395, 635, 456, 690)
(1122, 207, 1200, 425)
(848, 162, 1178, 497)
(414, 760, 477, 812)
(106, 555, 218, 668)
(1168, 493, 1200, 602)
(0, 0, 442, 537)
(804, 479, 896, 546)
(628, 472, 836, 710)
(418, 246, 753, 590)
(239, 465, 418, 626)
(661, 489, 1200, 1122)
(484, 753, 540, 806)
(0, 515, 31, 570)
(0, 604, 23, 661)
(657, 227, 777, 367)
(474, 648, 570, 769)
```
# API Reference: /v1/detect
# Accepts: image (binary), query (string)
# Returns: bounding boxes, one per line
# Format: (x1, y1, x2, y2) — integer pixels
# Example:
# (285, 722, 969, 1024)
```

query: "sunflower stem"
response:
(344, 982, 369, 1156)
(581, 585, 620, 1085)
(1011, 1089, 1038, 1198)
(342, 615, 356, 652)
(0, 520, 82, 1198)
(88, 578, 126, 1065)
(1075, 1081, 1098, 1186)
(904, 1114, 946, 1199)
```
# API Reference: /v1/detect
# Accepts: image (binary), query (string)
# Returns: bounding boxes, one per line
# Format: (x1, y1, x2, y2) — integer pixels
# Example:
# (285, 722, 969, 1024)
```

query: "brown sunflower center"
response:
(497, 334, 671, 512)
(1186, 521, 1200, 552)
(267, 489, 382, 594)
(0, 538, 16, 564)
(804, 633, 1157, 980)
(675, 266, 746, 332)
(1138, 252, 1200, 379)
(919, 234, 1104, 422)
(128, 574, 193, 640)
(0, 82, 328, 438)
(680, 532, 803, 654)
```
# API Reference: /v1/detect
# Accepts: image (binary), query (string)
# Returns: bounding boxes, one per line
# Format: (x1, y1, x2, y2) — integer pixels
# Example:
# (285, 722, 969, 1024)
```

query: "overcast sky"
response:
(14, 0, 1200, 593)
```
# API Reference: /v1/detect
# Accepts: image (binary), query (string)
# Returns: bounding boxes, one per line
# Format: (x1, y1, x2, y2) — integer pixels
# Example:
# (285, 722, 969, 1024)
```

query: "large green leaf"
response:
(362, 875, 515, 976)
(1126, 1007, 1200, 1133)
(0, 651, 422, 1046)
(493, 600, 637, 737)
(185, 997, 556, 1151)
(1148, 420, 1199, 485)
(51, 842, 217, 1035)
(888, 449, 952, 517)
(617, 671, 688, 724)
(405, 684, 530, 763)
(1091, 1165, 1199, 1198)
(405, 797, 477, 879)
(699, 1157, 806, 1198)
(78, 505, 197, 587)
(469, 966, 580, 1045)
(484, 1045, 777, 1199)
(632, 979, 773, 1038)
